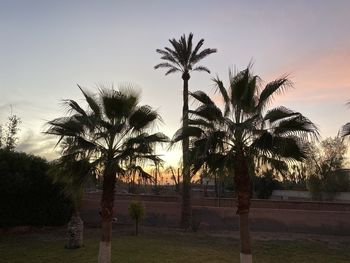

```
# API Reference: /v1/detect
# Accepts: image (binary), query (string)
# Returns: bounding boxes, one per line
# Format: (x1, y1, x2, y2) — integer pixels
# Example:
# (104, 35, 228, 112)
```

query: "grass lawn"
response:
(0, 227, 349, 263)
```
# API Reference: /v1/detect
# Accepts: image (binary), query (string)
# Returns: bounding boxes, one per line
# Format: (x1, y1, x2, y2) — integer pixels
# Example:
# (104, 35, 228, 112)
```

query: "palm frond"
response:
(341, 122, 350, 137)
(188, 104, 223, 122)
(190, 90, 215, 106)
(45, 116, 84, 137)
(190, 38, 204, 61)
(101, 88, 139, 120)
(78, 85, 101, 116)
(185, 33, 193, 65)
(63, 99, 87, 117)
(169, 38, 186, 66)
(273, 114, 319, 138)
(154, 62, 177, 69)
(165, 68, 180, 75)
(229, 67, 251, 107)
(172, 126, 204, 143)
(191, 48, 217, 65)
(213, 76, 230, 116)
(192, 66, 210, 73)
(255, 155, 289, 173)
(264, 106, 299, 123)
(258, 77, 291, 109)
(164, 47, 182, 64)
(252, 132, 307, 162)
(188, 118, 214, 129)
(129, 105, 160, 131)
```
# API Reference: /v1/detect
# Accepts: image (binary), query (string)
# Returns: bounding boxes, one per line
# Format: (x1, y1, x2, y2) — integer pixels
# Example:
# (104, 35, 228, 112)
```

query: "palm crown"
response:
(155, 33, 217, 78)
(46, 85, 168, 178)
(173, 66, 319, 189)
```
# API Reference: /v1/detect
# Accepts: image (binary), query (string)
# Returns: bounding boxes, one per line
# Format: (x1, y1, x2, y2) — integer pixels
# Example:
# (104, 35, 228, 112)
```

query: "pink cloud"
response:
(267, 48, 350, 104)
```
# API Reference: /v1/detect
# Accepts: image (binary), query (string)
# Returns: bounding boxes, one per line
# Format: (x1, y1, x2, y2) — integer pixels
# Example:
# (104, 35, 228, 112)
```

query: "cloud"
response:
(266, 48, 350, 104)
(16, 129, 59, 161)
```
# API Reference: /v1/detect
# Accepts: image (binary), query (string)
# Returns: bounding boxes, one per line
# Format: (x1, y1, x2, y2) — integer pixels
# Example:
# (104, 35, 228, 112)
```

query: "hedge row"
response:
(0, 150, 72, 227)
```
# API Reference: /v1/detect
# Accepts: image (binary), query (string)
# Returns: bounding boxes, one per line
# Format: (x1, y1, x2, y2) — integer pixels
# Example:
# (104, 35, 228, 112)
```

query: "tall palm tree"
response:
(173, 65, 318, 263)
(155, 33, 217, 228)
(46, 85, 168, 263)
(49, 138, 96, 249)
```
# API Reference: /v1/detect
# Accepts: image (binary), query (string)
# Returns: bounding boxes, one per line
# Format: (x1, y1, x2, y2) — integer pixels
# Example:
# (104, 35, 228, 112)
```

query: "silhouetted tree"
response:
(173, 65, 318, 263)
(46, 85, 167, 263)
(155, 33, 217, 228)
(0, 113, 21, 151)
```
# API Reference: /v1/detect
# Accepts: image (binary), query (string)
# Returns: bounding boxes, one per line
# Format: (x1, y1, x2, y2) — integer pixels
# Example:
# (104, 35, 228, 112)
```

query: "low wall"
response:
(271, 190, 350, 201)
(81, 193, 350, 235)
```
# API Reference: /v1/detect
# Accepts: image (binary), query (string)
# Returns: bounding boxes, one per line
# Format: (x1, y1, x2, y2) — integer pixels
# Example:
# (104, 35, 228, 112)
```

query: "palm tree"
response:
(49, 138, 96, 249)
(173, 65, 318, 263)
(46, 85, 168, 263)
(155, 33, 217, 228)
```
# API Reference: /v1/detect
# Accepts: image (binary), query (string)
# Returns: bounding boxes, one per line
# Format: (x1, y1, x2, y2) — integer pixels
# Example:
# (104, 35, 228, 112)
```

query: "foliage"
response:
(253, 170, 280, 199)
(0, 149, 72, 227)
(166, 165, 181, 192)
(49, 141, 96, 212)
(308, 170, 350, 200)
(172, 65, 318, 204)
(123, 163, 154, 194)
(154, 32, 217, 76)
(45, 84, 168, 186)
(128, 201, 145, 221)
(0, 113, 21, 151)
(340, 100, 350, 138)
(128, 201, 145, 236)
(309, 137, 346, 176)
(280, 163, 308, 190)
(305, 137, 349, 199)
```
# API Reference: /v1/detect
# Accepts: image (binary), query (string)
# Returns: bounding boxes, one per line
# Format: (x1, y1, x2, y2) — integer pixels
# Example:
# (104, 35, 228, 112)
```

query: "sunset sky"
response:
(1, 0, 350, 165)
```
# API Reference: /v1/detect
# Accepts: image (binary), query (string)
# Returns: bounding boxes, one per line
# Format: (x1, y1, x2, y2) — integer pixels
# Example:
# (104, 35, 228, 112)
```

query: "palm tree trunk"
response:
(181, 72, 192, 229)
(234, 152, 252, 263)
(66, 210, 83, 249)
(239, 212, 252, 263)
(98, 165, 116, 263)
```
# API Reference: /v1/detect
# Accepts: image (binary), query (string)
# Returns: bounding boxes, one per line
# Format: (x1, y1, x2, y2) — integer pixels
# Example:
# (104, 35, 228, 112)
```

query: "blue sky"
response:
(1, 0, 350, 164)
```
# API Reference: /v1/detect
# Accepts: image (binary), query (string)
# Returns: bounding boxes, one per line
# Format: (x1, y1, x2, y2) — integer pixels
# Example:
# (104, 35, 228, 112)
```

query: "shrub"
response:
(253, 171, 280, 199)
(190, 214, 201, 232)
(0, 150, 73, 227)
(128, 201, 144, 236)
(307, 170, 350, 200)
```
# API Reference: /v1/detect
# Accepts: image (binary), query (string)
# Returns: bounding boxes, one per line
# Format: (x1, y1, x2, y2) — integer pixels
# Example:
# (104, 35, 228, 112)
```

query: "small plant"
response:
(190, 214, 201, 232)
(253, 170, 279, 199)
(128, 201, 145, 236)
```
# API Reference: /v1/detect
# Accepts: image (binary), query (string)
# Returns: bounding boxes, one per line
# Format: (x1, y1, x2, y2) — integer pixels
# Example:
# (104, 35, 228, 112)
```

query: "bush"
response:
(128, 201, 144, 236)
(253, 171, 280, 199)
(0, 150, 73, 227)
(307, 170, 350, 200)
(190, 214, 201, 232)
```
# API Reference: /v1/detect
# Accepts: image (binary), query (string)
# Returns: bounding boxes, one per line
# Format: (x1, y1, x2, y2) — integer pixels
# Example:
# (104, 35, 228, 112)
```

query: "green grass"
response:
(0, 228, 349, 263)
